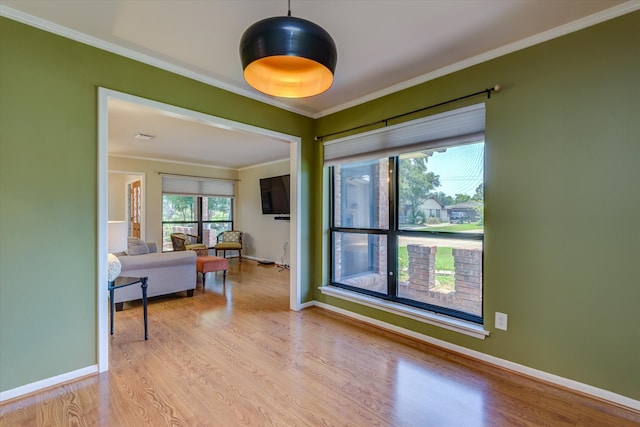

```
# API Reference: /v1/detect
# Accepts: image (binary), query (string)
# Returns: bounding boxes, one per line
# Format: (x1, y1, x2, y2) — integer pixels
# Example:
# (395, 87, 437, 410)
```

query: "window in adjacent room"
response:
(160, 175, 235, 251)
(161, 195, 234, 251)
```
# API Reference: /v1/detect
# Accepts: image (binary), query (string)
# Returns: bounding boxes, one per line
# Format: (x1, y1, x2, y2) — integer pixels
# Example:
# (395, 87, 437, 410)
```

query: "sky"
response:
(426, 142, 484, 197)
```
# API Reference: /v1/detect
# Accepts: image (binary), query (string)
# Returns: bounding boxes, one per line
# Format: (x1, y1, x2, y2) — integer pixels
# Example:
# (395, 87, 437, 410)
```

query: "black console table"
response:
(108, 276, 149, 340)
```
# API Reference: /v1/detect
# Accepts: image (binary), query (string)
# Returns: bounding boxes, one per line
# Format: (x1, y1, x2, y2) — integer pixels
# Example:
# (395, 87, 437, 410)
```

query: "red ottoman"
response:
(196, 256, 229, 288)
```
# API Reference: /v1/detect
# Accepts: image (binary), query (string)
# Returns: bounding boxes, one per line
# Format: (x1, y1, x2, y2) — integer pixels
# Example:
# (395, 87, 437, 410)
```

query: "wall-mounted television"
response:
(259, 174, 290, 215)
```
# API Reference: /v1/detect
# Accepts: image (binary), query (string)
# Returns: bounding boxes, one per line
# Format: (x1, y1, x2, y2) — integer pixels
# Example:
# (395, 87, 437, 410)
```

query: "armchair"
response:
(214, 231, 243, 262)
(171, 232, 208, 256)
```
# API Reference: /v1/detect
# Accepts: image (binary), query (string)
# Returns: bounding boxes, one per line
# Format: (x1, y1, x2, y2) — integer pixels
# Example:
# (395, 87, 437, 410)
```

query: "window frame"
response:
(161, 194, 234, 251)
(329, 147, 484, 324)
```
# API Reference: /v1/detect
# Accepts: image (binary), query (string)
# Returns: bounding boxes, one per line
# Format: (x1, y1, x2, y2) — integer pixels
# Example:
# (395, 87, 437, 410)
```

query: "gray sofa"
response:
(114, 240, 197, 310)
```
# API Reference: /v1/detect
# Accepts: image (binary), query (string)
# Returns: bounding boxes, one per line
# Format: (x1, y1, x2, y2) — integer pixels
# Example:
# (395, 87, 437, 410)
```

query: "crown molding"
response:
(108, 153, 236, 171)
(0, 5, 316, 118)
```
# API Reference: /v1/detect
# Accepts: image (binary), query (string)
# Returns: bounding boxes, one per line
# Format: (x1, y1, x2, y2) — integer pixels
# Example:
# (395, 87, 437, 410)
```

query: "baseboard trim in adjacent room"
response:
(312, 301, 640, 413)
(0, 365, 98, 403)
(243, 255, 274, 264)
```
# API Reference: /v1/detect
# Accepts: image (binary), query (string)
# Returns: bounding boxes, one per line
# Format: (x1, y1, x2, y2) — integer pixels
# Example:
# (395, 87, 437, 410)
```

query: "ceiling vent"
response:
(134, 133, 155, 140)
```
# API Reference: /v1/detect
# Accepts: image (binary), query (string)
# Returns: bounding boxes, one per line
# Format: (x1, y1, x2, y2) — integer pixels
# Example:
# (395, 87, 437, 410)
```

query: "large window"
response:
(328, 104, 485, 323)
(162, 195, 233, 251)
(160, 175, 235, 251)
(331, 143, 484, 322)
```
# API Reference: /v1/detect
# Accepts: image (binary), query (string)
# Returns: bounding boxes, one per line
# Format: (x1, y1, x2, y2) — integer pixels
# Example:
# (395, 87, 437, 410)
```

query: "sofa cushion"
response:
(127, 238, 149, 255)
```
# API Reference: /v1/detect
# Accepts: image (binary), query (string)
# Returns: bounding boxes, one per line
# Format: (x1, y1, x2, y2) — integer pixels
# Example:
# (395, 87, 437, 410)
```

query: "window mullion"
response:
(329, 167, 336, 283)
(197, 197, 203, 238)
(388, 157, 398, 298)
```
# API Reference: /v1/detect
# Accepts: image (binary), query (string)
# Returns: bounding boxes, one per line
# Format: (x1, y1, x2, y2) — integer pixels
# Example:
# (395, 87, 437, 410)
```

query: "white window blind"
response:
(162, 175, 235, 197)
(323, 103, 485, 166)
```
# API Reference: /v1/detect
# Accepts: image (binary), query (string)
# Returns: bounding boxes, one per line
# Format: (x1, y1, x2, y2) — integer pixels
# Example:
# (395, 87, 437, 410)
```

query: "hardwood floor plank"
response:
(1, 261, 638, 426)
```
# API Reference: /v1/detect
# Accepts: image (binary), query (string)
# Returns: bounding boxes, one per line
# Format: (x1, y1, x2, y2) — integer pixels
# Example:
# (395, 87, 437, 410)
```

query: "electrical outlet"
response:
(495, 312, 508, 331)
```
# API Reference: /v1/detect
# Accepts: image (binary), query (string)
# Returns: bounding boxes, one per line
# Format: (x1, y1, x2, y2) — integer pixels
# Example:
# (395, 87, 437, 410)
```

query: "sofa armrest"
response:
(119, 250, 195, 270)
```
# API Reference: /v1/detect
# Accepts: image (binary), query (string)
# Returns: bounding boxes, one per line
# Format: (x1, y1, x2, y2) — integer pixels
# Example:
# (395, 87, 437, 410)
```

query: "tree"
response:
(473, 183, 484, 201)
(205, 197, 231, 220)
(398, 157, 441, 224)
(453, 193, 471, 204)
(163, 195, 194, 221)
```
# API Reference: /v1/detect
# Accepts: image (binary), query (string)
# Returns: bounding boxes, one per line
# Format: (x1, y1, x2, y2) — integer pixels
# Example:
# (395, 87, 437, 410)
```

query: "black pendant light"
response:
(239, 0, 337, 98)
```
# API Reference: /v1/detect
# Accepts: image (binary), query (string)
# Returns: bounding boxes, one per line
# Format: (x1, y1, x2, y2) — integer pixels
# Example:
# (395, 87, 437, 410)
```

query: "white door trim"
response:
(97, 87, 302, 371)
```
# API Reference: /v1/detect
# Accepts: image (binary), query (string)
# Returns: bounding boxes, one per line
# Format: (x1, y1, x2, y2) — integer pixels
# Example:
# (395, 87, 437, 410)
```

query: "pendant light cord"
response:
(288, 0, 291, 16)
(315, 84, 501, 141)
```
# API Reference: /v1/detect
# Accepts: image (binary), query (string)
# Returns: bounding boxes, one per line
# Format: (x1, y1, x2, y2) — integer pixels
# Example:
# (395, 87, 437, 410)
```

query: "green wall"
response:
(315, 11, 640, 400)
(1, 10, 639, 402)
(0, 17, 314, 392)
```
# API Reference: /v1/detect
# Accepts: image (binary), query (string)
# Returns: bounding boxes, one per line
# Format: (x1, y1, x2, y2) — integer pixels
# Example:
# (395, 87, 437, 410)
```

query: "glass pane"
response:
(398, 142, 484, 234)
(203, 197, 232, 221)
(162, 222, 197, 251)
(334, 158, 389, 229)
(202, 222, 232, 247)
(162, 195, 196, 221)
(397, 235, 482, 317)
(333, 232, 387, 294)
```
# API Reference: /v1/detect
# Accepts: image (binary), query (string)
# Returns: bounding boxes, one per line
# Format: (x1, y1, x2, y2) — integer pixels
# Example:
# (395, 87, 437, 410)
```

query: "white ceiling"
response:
(107, 97, 292, 169)
(2, 0, 636, 169)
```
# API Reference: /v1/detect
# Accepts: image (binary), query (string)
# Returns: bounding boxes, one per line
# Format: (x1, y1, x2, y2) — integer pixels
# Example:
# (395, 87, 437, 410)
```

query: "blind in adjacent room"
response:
(323, 103, 485, 166)
(162, 175, 235, 197)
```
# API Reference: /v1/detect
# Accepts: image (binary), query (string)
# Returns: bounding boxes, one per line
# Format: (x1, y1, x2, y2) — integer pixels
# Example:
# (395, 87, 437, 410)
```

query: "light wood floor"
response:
(1, 260, 638, 426)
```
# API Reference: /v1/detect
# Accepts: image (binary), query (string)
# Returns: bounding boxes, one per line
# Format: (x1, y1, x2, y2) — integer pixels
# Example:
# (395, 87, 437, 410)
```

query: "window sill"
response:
(319, 286, 490, 340)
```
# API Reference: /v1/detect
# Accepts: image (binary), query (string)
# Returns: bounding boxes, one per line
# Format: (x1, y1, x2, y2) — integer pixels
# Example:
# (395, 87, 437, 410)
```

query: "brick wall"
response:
(407, 244, 436, 291)
(404, 245, 482, 316)
(452, 248, 482, 316)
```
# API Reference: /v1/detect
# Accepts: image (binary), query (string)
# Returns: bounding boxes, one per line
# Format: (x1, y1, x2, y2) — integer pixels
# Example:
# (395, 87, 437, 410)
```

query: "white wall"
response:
(108, 173, 127, 221)
(237, 160, 290, 264)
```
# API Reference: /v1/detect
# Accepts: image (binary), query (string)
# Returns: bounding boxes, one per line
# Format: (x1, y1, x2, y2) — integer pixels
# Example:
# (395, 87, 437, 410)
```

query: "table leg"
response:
(141, 278, 148, 340)
(110, 287, 115, 335)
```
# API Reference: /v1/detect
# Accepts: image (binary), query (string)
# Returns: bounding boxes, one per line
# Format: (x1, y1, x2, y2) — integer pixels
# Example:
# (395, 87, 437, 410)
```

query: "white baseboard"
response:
(243, 255, 276, 264)
(244, 255, 291, 269)
(313, 301, 640, 412)
(0, 365, 98, 403)
(298, 300, 315, 310)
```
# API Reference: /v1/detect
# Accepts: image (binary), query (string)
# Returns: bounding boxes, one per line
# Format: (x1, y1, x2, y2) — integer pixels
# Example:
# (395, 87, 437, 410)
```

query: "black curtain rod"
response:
(315, 84, 501, 141)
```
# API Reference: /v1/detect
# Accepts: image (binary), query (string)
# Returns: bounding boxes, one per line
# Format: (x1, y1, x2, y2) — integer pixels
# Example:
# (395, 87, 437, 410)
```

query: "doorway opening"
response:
(98, 88, 302, 372)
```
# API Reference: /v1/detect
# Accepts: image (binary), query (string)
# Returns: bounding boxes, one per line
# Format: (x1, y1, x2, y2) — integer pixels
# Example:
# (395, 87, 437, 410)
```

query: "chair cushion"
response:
(215, 242, 241, 249)
(185, 243, 207, 249)
(186, 244, 208, 256)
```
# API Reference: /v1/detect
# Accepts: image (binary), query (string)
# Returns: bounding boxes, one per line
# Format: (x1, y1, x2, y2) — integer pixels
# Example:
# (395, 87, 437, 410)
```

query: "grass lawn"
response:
(416, 222, 483, 232)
